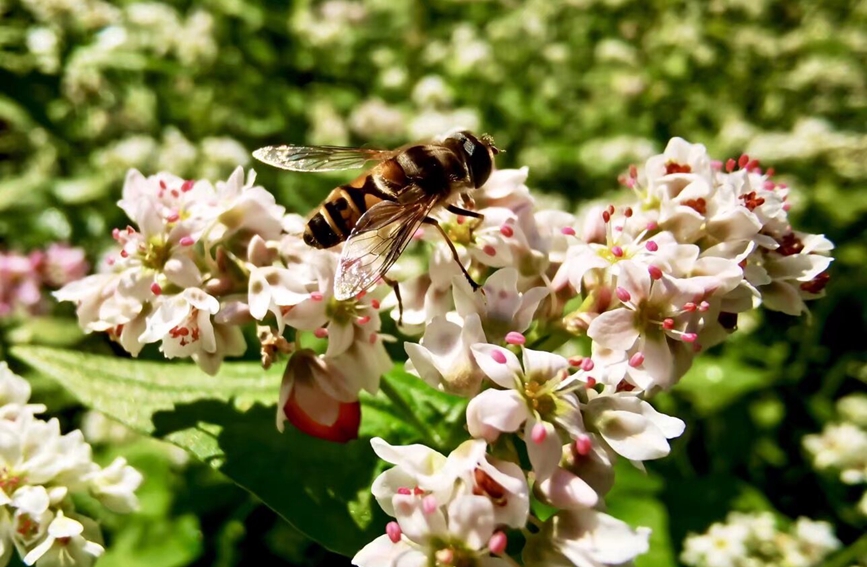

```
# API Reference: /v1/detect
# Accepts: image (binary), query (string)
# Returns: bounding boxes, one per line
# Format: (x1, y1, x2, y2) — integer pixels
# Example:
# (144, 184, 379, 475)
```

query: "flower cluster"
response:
(0, 362, 142, 567)
(803, 393, 867, 517)
(55, 138, 833, 565)
(0, 244, 88, 319)
(680, 511, 841, 567)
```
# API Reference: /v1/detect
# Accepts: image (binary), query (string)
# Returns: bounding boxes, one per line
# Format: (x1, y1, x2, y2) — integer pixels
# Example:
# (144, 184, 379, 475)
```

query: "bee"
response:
(252, 131, 500, 304)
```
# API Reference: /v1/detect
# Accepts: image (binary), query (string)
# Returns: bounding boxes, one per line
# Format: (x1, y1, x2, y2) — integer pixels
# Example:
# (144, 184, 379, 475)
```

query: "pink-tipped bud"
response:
(662, 318, 675, 330)
(386, 521, 402, 543)
(629, 352, 645, 367)
(357, 315, 371, 325)
(615, 286, 631, 303)
(645, 240, 658, 252)
(505, 331, 526, 345)
(500, 224, 514, 237)
(422, 495, 438, 515)
(683, 302, 696, 312)
(491, 349, 507, 364)
(396, 487, 411, 495)
(310, 292, 324, 302)
(682, 332, 698, 343)
(648, 265, 663, 280)
(179, 236, 195, 247)
(483, 245, 497, 257)
(561, 226, 576, 236)
(531, 423, 548, 444)
(575, 434, 593, 456)
(150, 282, 162, 295)
(738, 154, 749, 168)
(698, 301, 710, 312)
(488, 532, 508, 555)
(314, 328, 328, 339)
(725, 158, 736, 172)
(611, 245, 624, 257)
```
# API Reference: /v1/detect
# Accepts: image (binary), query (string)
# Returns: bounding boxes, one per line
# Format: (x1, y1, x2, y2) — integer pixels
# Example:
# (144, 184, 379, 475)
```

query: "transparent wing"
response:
(252, 145, 395, 172)
(334, 187, 437, 300)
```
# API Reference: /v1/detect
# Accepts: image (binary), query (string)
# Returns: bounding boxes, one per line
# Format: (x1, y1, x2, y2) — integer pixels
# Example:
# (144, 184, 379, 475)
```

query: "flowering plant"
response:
(9, 137, 830, 565)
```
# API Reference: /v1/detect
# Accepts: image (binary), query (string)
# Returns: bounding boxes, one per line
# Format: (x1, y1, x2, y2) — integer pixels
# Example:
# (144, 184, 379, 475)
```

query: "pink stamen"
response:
(179, 236, 194, 247)
(763, 180, 776, 191)
(711, 160, 722, 170)
(682, 332, 698, 343)
(561, 226, 576, 236)
(615, 286, 631, 303)
(624, 207, 633, 218)
(629, 352, 645, 367)
(645, 240, 658, 252)
(698, 301, 710, 312)
(531, 423, 547, 444)
(575, 434, 592, 456)
(357, 290, 367, 299)
(491, 349, 507, 364)
(488, 532, 507, 555)
(181, 180, 194, 192)
(357, 315, 371, 325)
(602, 211, 611, 223)
(412, 487, 424, 496)
(725, 158, 736, 172)
(310, 292, 324, 302)
(396, 487, 411, 495)
(483, 245, 497, 257)
(166, 212, 180, 223)
(386, 521, 402, 543)
(505, 331, 525, 345)
(683, 302, 696, 312)
(585, 377, 597, 388)
(568, 357, 583, 367)
(314, 328, 328, 339)
(422, 495, 438, 515)
(611, 245, 623, 257)
(646, 221, 658, 231)
(150, 282, 162, 295)
(738, 154, 749, 169)
(662, 318, 675, 330)
(500, 224, 514, 237)
(581, 358, 594, 372)
(648, 265, 663, 280)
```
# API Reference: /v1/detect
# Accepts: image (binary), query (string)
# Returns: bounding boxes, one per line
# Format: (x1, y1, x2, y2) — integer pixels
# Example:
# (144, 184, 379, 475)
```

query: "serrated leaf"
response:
(11, 346, 468, 557)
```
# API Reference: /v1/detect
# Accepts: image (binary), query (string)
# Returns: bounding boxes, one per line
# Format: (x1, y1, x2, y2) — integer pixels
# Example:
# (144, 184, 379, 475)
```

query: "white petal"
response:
(447, 495, 495, 550)
(586, 309, 638, 351)
(471, 344, 522, 389)
(525, 420, 561, 481)
(466, 390, 529, 441)
(537, 468, 599, 509)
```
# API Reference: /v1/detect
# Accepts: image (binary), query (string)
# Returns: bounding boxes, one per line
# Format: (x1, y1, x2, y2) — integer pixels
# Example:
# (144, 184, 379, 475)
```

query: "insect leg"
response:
(422, 217, 481, 291)
(380, 275, 404, 326)
(447, 204, 485, 233)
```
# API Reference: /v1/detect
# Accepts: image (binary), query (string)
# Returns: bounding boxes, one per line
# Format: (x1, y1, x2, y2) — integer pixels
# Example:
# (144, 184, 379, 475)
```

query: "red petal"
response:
(283, 391, 361, 443)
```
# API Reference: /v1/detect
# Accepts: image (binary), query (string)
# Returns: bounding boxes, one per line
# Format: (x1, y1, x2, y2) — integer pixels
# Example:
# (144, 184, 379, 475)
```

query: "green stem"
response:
(824, 531, 867, 567)
(379, 376, 445, 450)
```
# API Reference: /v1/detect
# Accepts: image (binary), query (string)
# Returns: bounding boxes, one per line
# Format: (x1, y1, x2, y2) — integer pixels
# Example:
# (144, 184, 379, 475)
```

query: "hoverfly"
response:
(252, 131, 500, 307)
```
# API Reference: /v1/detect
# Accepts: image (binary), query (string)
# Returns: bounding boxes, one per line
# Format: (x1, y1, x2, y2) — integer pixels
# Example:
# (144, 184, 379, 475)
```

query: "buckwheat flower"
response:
(405, 313, 487, 397)
(523, 508, 650, 567)
(0, 363, 46, 418)
(453, 268, 549, 342)
(587, 260, 704, 387)
(753, 231, 834, 316)
(803, 422, 867, 484)
(199, 167, 286, 243)
(84, 457, 143, 514)
(644, 137, 714, 191)
(353, 494, 510, 567)
(680, 521, 747, 567)
(467, 345, 585, 480)
(581, 392, 685, 461)
(22, 511, 104, 567)
(39, 244, 89, 288)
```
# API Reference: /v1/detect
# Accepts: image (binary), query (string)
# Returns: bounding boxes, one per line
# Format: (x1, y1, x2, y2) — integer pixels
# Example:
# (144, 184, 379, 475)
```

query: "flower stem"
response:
(378, 377, 445, 450)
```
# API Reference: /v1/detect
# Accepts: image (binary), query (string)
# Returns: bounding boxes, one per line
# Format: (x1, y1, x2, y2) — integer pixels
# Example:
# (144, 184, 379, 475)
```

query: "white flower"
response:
(353, 494, 510, 567)
(22, 511, 104, 567)
(84, 457, 142, 514)
(582, 393, 685, 462)
(405, 313, 487, 397)
(524, 508, 650, 567)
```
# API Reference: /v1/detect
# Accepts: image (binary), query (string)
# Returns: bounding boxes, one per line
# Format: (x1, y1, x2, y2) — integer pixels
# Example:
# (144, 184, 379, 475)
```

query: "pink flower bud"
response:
(531, 423, 548, 444)
(488, 532, 507, 555)
(616, 287, 631, 303)
(505, 331, 526, 345)
(386, 521, 402, 543)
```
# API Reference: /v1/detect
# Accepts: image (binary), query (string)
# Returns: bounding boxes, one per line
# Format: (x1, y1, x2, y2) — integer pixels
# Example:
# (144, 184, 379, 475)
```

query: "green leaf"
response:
(11, 346, 467, 557)
(674, 355, 773, 416)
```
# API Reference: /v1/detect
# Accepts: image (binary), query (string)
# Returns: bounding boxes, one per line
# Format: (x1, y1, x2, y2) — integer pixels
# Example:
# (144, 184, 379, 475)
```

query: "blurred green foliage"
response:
(2, 0, 866, 565)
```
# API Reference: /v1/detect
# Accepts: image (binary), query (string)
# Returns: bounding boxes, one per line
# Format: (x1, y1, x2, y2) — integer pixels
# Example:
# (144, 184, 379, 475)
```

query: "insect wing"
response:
(252, 145, 395, 172)
(334, 190, 436, 299)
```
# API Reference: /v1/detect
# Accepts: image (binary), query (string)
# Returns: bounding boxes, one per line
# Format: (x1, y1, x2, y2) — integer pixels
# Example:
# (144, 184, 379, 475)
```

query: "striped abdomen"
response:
(302, 145, 471, 249)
